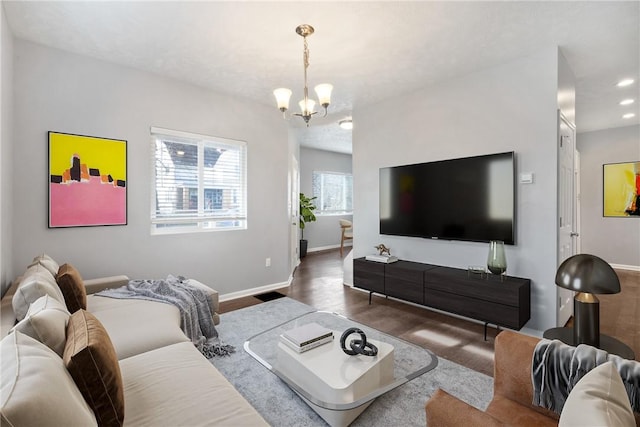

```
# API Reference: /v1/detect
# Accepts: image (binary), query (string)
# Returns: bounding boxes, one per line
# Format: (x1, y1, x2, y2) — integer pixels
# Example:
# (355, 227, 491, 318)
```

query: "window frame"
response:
(150, 126, 247, 235)
(312, 170, 353, 216)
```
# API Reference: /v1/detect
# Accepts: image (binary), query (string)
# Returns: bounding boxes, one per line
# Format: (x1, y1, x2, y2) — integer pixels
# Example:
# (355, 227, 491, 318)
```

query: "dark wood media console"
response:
(353, 258, 531, 333)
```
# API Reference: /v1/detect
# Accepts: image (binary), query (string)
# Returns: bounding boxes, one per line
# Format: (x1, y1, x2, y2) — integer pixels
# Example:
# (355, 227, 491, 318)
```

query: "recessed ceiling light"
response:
(339, 119, 353, 130)
(617, 79, 635, 87)
(622, 113, 636, 119)
(176, 150, 185, 156)
(620, 99, 635, 106)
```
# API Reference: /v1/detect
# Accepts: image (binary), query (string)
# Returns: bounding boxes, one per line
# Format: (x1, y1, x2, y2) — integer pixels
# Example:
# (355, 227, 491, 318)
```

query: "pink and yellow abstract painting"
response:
(603, 161, 640, 217)
(49, 132, 127, 227)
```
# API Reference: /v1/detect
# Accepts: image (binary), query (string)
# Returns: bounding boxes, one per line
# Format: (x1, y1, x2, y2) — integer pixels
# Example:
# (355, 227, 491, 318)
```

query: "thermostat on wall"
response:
(520, 173, 534, 184)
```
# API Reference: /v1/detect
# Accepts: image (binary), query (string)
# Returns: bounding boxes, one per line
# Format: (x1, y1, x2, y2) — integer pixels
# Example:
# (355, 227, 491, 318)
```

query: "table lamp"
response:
(555, 254, 620, 347)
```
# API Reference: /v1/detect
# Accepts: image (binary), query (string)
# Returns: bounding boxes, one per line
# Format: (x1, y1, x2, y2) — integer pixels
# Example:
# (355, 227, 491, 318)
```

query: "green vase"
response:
(487, 240, 507, 275)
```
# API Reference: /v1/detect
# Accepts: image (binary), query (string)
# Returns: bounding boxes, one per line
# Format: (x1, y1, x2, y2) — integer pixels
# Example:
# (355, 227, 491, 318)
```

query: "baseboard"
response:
(610, 263, 640, 272)
(219, 277, 293, 302)
(517, 327, 544, 338)
(308, 243, 352, 253)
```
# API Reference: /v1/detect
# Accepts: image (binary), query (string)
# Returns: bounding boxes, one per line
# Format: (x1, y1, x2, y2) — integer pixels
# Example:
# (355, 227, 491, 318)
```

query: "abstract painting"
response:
(49, 131, 127, 227)
(603, 161, 640, 217)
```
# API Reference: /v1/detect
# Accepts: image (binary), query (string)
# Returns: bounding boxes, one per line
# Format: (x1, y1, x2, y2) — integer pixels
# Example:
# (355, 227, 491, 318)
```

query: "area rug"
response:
(210, 298, 493, 426)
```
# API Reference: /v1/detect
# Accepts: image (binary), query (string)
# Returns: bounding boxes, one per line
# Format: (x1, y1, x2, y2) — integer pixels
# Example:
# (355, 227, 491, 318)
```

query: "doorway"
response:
(557, 111, 578, 326)
(289, 155, 300, 274)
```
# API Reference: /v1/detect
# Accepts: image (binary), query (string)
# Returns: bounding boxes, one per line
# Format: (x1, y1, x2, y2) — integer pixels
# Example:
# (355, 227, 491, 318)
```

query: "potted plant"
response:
(299, 192, 317, 258)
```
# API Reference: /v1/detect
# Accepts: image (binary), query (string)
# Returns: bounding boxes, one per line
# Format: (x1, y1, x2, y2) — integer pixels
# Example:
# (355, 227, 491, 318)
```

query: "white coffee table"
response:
(244, 311, 438, 427)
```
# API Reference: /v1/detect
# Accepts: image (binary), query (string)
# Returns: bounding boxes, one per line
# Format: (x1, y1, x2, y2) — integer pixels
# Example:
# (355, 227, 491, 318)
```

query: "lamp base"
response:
(573, 292, 599, 347)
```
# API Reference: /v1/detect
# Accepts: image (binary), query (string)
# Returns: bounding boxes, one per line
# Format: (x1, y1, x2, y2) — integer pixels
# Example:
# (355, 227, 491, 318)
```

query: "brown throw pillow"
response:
(64, 310, 125, 427)
(56, 263, 87, 313)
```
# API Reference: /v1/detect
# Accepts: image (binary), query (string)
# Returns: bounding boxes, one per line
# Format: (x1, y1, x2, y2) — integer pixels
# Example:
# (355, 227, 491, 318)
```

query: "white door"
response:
(289, 156, 300, 273)
(575, 151, 582, 254)
(557, 112, 577, 326)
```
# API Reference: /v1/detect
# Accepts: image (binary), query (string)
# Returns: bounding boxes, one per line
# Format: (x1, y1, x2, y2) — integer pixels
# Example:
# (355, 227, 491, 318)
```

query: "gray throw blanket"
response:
(97, 275, 234, 358)
(532, 338, 640, 414)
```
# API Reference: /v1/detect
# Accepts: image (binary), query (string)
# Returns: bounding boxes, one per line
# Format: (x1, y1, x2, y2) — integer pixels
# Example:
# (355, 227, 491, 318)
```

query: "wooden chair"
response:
(339, 219, 353, 256)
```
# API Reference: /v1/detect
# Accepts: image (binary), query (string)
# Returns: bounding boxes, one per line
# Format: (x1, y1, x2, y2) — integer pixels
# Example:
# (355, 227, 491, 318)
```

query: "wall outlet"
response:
(265, 257, 271, 267)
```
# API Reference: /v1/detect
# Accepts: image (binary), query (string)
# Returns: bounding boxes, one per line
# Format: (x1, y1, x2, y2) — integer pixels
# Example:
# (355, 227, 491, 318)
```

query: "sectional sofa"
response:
(1, 254, 268, 426)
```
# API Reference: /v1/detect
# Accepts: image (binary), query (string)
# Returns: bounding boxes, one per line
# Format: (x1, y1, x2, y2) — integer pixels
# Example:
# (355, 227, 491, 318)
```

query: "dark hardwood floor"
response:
(219, 249, 640, 377)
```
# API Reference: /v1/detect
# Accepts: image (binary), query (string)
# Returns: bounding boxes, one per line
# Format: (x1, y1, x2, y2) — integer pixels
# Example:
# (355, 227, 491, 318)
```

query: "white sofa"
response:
(1, 255, 268, 426)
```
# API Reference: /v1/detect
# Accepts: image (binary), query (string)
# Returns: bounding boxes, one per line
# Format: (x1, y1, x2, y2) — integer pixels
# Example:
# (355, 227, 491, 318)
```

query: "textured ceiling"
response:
(4, 1, 639, 154)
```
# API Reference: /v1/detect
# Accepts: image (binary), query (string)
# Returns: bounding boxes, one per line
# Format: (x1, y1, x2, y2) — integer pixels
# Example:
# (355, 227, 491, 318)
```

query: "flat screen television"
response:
(379, 151, 515, 244)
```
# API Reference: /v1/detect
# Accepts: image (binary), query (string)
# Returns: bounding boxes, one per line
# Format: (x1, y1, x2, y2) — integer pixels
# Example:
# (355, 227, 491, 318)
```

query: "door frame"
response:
(557, 111, 578, 326)
(289, 155, 300, 275)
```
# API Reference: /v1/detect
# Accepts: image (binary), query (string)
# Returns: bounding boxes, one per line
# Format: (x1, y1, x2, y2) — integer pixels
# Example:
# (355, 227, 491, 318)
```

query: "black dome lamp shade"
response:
(555, 254, 621, 347)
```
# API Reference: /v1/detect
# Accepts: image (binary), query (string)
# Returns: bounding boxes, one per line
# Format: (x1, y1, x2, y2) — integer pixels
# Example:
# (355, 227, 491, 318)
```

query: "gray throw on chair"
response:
(532, 338, 640, 414)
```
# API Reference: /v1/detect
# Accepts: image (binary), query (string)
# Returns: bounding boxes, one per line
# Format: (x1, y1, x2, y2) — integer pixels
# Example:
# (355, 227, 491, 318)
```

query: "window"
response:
(151, 127, 247, 234)
(312, 171, 353, 215)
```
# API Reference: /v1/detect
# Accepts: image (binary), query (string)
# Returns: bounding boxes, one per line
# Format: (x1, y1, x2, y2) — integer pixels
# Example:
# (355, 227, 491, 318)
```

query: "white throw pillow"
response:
(0, 331, 97, 426)
(22, 263, 58, 288)
(559, 361, 635, 427)
(10, 295, 70, 356)
(29, 253, 60, 277)
(12, 266, 66, 321)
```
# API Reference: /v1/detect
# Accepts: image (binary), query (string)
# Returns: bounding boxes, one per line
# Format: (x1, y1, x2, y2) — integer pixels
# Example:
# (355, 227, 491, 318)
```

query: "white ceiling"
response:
(4, 1, 639, 154)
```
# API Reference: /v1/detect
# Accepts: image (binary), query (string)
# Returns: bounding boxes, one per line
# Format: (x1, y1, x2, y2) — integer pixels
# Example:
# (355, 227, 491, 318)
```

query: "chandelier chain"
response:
(302, 36, 310, 110)
(303, 36, 310, 70)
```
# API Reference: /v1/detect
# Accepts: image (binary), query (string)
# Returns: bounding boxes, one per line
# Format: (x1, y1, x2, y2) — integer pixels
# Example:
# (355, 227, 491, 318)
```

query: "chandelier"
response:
(273, 24, 333, 127)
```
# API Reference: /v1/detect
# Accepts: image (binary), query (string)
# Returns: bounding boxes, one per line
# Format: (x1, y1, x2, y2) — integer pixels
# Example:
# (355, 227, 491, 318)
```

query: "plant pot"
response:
(300, 239, 308, 258)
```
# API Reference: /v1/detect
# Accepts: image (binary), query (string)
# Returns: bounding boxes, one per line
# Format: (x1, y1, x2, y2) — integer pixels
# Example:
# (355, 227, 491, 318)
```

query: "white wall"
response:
(577, 125, 640, 268)
(353, 48, 562, 332)
(12, 40, 291, 296)
(0, 5, 14, 296)
(299, 147, 352, 250)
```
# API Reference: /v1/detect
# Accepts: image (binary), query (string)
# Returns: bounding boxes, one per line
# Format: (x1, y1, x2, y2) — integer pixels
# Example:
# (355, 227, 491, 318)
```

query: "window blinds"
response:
(150, 127, 247, 232)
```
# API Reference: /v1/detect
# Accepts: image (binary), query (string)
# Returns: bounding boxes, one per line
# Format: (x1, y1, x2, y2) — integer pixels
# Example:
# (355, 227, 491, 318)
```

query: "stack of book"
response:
(280, 322, 333, 353)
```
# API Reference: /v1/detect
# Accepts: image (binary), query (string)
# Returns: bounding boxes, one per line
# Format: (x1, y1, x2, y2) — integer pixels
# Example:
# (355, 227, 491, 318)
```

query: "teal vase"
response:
(487, 241, 507, 275)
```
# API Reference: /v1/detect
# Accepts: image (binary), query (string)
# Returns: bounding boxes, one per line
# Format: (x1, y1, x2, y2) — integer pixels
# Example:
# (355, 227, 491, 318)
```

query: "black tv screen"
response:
(379, 152, 515, 244)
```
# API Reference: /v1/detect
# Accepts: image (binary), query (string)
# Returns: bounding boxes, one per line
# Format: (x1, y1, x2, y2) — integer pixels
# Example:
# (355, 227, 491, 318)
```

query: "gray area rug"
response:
(210, 298, 493, 426)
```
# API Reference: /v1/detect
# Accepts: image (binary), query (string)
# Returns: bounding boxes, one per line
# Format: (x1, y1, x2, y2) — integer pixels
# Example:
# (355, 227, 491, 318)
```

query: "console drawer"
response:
(426, 267, 523, 306)
(425, 288, 523, 329)
(354, 259, 385, 294)
(385, 277, 423, 304)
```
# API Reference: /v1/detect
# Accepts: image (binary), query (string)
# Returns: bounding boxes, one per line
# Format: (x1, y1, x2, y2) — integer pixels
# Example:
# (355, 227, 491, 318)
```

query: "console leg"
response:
(483, 323, 500, 341)
(369, 292, 372, 305)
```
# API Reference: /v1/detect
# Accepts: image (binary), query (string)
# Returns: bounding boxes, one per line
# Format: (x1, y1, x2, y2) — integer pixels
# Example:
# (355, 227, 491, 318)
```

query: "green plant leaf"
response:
(299, 192, 317, 237)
